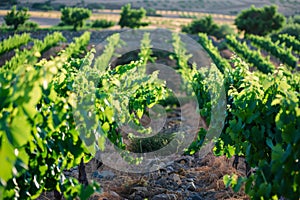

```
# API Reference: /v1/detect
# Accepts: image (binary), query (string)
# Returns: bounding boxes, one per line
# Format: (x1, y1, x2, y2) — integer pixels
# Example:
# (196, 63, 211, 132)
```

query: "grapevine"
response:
(226, 35, 275, 74)
(0, 33, 31, 56)
(249, 34, 298, 68)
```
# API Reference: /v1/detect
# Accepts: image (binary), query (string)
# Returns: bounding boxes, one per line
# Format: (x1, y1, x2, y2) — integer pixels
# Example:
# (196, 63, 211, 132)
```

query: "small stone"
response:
(159, 168, 168, 176)
(152, 193, 177, 200)
(133, 187, 149, 197)
(187, 182, 196, 191)
(133, 187, 148, 193)
(186, 173, 197, 179)
(64, 171, 71, 176)
(151, 187, 167, 195)
(173, 162, 184, 170)
(166, 166, 175, 174)
(92, 171, 100, 178)
(129, 193, 143, 200)
(155, 178, 168, 186)
(109, 191, 121, 199)
(92, 170, 115, 179)
(190, 193, 203, 200)
(185, 178, 195, 182)
(175, 156, 194, 167)
(170, 174, 182, 185)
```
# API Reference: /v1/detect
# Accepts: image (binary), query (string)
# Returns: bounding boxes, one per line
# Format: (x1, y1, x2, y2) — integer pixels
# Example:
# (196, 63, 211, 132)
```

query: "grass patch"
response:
(91, 19, 115, 28)
(129, 132, 176, 153)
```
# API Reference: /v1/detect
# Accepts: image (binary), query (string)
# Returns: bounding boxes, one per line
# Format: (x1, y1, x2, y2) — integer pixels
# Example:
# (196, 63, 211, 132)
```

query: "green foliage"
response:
(249, 34, 298, 68)
(235, 5, 285, 36)
(182, 15, 218, 36)
(0, 31, 169, 198)
(182, 16, 234, 39)
(1, 28, 299, 200)
(31, 2, 53, 11)
(290, 14, 300, 24)
(223, 174, 246, 193)
(0, 0, 18, 6)
(60, 7, 92, 30)
(129, 132, 175, 153)
(198, 33, 231, 73)
(0, 31, 104, 199)
(75, 35, 168, 152)
(0, 48, 101, 199)
(0, 33, 30, 56)
(94, 34, 122, 71)
(171, 33, 196, 93)
(138, 32, 155, 69)
(86, 3, 105, 10)
(2, 32, 66, 72)
(21, 21, 39, 30)
(213, 24, 235, 39)
(145, 8, 162, 17)
(279, 23, 300, 40)
(64, 31, 90, 59)
(91, 19, 115, 28)
(170, 33, 226, 155)
(272, 34, 300, 54)
(226, 35, 275, 74)
(196, 42, 298, 198)
(118, 4, 149, 29)
(220, 57, 300, 199)
(4, 5, 30, 30)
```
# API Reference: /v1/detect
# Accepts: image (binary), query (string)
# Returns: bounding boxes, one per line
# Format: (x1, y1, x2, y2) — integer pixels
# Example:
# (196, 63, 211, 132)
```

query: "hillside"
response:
(12, 0, 300, 16)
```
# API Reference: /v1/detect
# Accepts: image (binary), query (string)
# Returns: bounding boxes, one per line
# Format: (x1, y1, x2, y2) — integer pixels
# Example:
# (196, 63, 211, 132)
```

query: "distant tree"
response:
(118, 4, 148, 29)
(32, 1, 53, 11)
(182, 15, 234, 39)
(0, 0, 18, 6)
(146, 8, 162, 17)
(291, 15, 300, 24)
(4, 5, 30, 30)
(60, 7, 91, 30)
(182, 15, 219, 35)
(235, 5, 285, 36)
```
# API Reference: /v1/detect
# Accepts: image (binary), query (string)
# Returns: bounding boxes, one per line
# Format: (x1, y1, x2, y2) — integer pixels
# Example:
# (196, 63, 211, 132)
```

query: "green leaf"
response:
(278, 81, 291, 92)
(136, 109, 143, 119)
(266, 138, 274, 149)
(262, 79, 272, 90)
(22, 82, 41, 118)
(271, 98, 281, 106)
(79, 183, 98, 200)
(223, 174, 231, 188)
(227, 145, 235, 157)
(233, 177, 245, 192)
(101, 122, 110, 132)
(98, 136, 105, 151)
(104, 107, 114, 123)
(0, 136, 16, 184)
(9, 108, 32, 147)
(272, 144, 284, 161)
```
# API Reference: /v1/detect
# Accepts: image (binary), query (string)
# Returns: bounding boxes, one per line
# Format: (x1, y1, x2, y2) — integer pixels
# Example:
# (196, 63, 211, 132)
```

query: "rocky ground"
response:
(92, 153, 249, 200)
(37, 152, 250, 200)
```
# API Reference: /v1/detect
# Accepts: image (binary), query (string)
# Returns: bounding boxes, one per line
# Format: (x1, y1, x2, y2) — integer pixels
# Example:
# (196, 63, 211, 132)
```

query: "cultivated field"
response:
(0, 10, 235, 31)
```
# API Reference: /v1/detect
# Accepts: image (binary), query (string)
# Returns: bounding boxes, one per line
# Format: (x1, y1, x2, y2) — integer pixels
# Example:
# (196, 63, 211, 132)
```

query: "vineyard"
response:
(0, 29, 299, 200)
